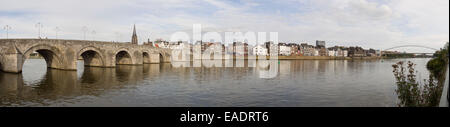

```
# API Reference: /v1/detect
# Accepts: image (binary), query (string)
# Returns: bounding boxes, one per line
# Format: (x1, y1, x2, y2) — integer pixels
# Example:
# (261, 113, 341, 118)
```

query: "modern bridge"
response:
(0, 39, 172, 73)
(381, 45, 438, 56)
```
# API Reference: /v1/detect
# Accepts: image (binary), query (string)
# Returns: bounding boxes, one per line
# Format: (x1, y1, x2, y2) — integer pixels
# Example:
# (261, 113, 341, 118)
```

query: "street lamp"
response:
(35, 22, 43, 39)
(114, 32, 120, 42)
(82, 26, 88, 40)
(3, 25, 12, 39)
(54, 27, 60, 39)
(91, 30, 96, 40)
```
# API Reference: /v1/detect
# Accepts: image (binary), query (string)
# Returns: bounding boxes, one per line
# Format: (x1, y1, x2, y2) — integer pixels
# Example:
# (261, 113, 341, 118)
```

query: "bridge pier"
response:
(149, 54, 160, 63)
(1, 51, 24, 73)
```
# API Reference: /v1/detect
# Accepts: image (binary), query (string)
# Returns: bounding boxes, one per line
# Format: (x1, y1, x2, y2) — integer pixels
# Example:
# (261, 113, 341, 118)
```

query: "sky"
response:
(0, 0, 448, 52)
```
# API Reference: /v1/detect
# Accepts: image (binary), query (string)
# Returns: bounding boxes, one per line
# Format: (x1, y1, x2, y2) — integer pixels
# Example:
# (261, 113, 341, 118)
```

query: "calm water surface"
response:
(0, 58, 431, 107)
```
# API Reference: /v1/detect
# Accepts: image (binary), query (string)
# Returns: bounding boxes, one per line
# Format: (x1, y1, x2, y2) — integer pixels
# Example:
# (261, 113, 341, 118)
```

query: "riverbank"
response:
(185, 55, 381, 61)
(277, 56, 380, 60)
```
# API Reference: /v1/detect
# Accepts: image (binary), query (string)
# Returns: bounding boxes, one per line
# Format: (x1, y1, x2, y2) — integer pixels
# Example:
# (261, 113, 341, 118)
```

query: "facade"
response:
(143, 38, 153, 46)
(348, 46, 365, 57)
(232, 42, 248, 55)
(279, 43, 291, 56)
(318, 47, 327, 56)
(269, 44, 279, 56)
(343, 50, 348, 57)
(313, 50, 319, 56)
(252, 45, 268, 56)
(154, 39, 170, 48)
(300, 43, 315, 56)
(375, 50, 381, 57)
(328, 50, 336, 56)
(316, 40, 325, 48)
(288, 43, 300, 56)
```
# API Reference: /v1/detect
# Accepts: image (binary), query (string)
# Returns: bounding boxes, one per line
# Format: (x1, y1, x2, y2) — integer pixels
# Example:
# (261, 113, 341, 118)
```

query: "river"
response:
(0, 58, 432, 107)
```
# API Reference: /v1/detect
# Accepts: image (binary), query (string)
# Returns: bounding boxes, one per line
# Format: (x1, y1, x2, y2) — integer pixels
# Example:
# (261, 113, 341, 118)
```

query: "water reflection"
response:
(0, 58, 432, 107)
(0, 61, 165, 106)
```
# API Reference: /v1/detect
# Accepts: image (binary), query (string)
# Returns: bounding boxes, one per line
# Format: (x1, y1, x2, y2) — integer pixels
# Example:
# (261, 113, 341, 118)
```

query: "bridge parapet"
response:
(0, 39, 171, 73)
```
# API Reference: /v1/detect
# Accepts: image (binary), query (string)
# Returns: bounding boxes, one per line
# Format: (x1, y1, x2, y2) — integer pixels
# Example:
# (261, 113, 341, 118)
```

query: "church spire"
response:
(131, 24, 138, 45)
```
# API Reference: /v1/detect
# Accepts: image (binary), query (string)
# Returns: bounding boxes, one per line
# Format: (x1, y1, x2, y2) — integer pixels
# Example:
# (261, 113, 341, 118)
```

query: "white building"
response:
(313, 50, 319, 56)
(279, 45, 291, 56)
(343, 50, 348, 57)
(328, 50, 336, 56)
(269, 45, 279, 56)
(252, 45, 268, 56)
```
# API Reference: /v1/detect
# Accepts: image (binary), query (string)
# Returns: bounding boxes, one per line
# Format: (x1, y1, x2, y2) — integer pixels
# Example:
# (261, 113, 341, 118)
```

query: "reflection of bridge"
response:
(0, 64, 168, 105)
(0, 39, 172, 73)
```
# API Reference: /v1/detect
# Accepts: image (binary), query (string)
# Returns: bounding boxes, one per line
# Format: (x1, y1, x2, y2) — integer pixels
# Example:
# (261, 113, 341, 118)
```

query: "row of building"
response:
(131, 25, 380, 57)
(146, 40, 381, 57)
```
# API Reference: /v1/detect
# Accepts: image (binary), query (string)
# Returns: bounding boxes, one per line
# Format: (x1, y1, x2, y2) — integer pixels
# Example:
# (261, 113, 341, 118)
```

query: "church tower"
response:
(131, 24, 138, 45)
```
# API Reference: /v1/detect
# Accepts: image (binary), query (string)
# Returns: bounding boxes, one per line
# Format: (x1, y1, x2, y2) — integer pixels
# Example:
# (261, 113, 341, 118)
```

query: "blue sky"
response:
(0, 0, 448, 52)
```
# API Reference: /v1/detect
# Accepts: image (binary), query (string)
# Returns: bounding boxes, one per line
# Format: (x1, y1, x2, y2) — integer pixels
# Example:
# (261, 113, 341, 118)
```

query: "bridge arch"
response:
(142, 50, 151, 64)
(115, 49, 133, 65)
(157, 50, 170, 63)
(383, 45, 439, 52)
(22, 44, 63, 69)
(77, 46, 105, 67)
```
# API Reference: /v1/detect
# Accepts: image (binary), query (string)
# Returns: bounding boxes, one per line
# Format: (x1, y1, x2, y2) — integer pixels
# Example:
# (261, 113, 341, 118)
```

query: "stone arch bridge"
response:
(0, 39, 172, 73)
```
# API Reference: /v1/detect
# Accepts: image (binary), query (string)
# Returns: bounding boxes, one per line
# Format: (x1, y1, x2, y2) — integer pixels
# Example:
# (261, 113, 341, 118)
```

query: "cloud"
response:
(0, 0, 448, 52)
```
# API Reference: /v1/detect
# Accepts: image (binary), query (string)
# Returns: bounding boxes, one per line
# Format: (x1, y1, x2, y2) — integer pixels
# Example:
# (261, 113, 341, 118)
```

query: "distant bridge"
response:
(381, 45, 439, 56)
(382, 45, 439, 52)
(0, 39, 172, 73)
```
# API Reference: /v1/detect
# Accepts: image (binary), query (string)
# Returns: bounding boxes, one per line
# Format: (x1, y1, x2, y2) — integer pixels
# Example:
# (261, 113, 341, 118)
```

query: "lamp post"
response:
(91, 30, 96, 41)
(35, 22, 43, 39)
(3, 25, 12, 39)
(82, 26, 88, 40)
(114, 32, 120, 42)
(54, 27, 60, 39)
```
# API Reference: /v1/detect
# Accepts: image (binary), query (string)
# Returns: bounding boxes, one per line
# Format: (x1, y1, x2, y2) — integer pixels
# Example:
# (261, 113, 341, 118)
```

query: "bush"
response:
(392, 61, 442, 107)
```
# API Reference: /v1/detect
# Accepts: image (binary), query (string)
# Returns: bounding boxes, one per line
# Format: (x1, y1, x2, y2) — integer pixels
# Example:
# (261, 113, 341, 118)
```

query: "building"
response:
(279, 46, 291, 56)
(232, 42, 248, 55)
(301, 43, 315, 56)
(343, 50, 348, 57)
(348, 46, 365, 57)
(143, 38, 153, 46)
(318, 47, 327, 56)
(288, 43, 300, 56)
(131, 24, 138, 45)
(328, 50, 336, 56)
(316, 40, 325, 48)
(264, 41, 279, 56)
(154, 39, 170, 48)
(278, 43, 291, 56)
(252, 45, 268, 56)
(269, 44, 279, 56)
(375, 50, 381, 57)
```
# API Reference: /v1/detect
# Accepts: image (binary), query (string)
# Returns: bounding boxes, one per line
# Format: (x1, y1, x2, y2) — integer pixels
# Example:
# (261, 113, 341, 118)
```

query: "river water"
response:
(0, 58, 431, 107)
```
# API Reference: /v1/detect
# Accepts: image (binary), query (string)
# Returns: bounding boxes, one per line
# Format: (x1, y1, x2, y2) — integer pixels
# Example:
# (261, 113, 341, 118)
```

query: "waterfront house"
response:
(252, 45, 268, 56)
(288, 43, 300, 56)
(348, 46, 365, 57)
(318, 47, 328, 56)
(300, 43, 315, 56)
(232, 42, 249, 55)
(279, 43, 291, 56)
(328, 50, 336, 56)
